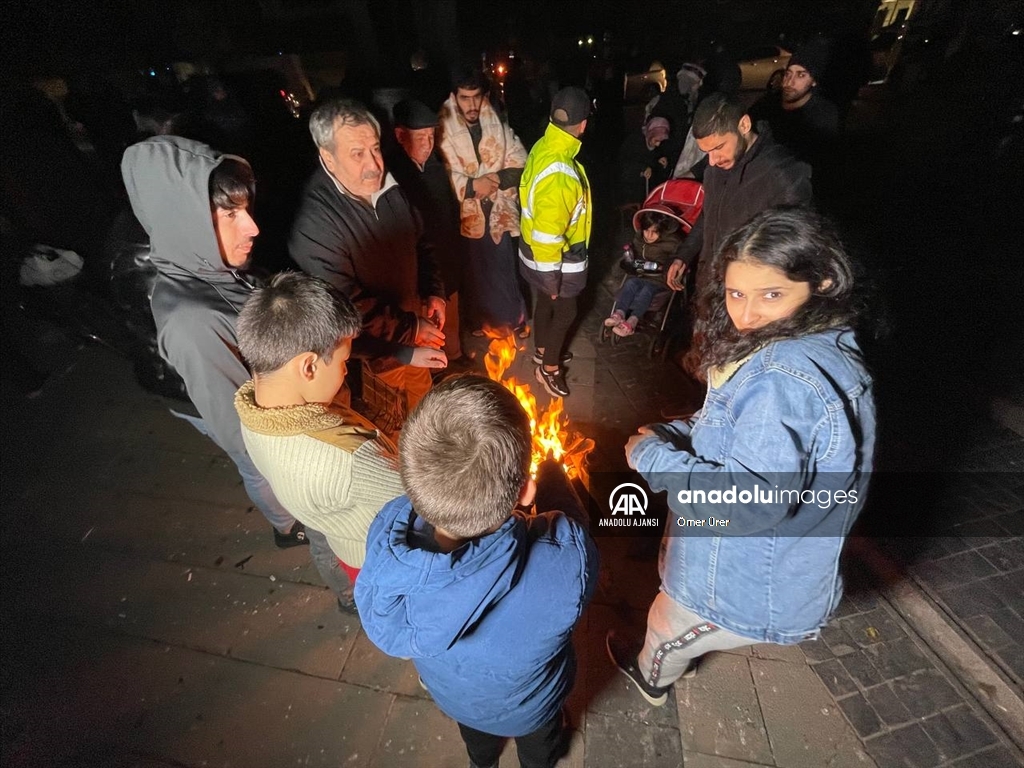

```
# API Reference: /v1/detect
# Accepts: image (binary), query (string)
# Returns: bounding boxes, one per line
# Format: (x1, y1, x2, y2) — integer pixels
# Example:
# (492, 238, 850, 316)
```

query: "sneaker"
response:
(336, 589, 359, 615)
(605, 631, 671, 706)
(531, 349, 574, 365)
(273, 520, 309, 549)
(604, 310, 626, 327)
(535, 365, 570, 398)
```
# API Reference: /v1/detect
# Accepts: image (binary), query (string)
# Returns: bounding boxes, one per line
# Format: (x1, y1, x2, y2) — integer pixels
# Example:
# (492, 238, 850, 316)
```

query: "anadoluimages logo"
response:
(608, 483, 647, 516)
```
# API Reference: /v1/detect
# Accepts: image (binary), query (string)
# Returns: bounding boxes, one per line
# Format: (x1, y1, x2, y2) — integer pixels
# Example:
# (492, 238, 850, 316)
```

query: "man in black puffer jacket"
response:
(665, 92, 813, 296)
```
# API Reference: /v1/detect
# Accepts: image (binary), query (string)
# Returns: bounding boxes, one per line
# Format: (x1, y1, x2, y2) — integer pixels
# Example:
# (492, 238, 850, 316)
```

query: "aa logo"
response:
(608, 483, 648, 516)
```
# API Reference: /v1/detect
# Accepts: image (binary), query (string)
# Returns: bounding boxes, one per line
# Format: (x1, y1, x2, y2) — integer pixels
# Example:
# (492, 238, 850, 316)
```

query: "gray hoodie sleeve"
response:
(159, 306, 251, 458)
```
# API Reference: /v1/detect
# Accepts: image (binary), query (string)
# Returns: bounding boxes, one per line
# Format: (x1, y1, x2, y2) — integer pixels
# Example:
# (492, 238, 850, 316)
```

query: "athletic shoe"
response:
(535, 365, 570, 398)
(273, 520, 309, 549)
(605, 631, 671, 706)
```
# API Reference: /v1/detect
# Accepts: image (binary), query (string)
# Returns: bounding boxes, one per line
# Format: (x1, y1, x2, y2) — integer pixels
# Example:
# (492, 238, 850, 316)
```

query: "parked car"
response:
(737, 45, 791, 90)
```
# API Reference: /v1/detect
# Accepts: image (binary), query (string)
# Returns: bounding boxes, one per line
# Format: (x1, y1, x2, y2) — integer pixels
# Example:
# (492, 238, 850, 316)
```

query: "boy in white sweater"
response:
(234, 272, 403, 612)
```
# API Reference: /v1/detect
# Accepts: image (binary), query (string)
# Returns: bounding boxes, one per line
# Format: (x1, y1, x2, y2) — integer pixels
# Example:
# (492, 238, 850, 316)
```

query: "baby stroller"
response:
(600, 179, 704, 360)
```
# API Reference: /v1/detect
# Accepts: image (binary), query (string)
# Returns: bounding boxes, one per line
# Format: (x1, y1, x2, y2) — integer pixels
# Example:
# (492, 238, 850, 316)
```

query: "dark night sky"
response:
(2, 0, 879, 77)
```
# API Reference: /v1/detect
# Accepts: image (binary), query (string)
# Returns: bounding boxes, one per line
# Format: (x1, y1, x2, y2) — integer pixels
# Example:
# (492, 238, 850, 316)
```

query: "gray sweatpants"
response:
(638, 591, 754, 688)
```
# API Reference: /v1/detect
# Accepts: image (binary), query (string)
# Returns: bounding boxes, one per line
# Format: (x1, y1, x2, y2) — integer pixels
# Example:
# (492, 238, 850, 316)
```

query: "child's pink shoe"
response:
(612, 317, 639, 337)
(604, 310, 625, 327)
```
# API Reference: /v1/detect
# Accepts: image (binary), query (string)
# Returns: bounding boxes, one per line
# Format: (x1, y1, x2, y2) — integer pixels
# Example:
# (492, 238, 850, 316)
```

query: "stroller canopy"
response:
(633, 179, 704, 234)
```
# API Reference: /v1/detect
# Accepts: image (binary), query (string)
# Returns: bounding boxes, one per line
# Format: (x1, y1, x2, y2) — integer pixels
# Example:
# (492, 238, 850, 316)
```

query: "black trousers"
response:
(533, 292, 577, 368)
(457, 711, 564, 768)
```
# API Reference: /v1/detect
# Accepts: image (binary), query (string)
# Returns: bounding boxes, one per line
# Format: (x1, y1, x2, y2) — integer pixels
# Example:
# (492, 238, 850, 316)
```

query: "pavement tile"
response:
(996, 644, 1024, 684)
(989, 605, 1024, 641)
(862, 637, 931, 680)
(749, 642, 807, 663)
(840, 609, 907, 647)
(681, 753, 775, 768)
(840, 650, 886, 688)
(935, 582, 1008, 621)
(7, 544, 358, 679)
(370, 697, 468, 768)
(863, 724, 942, 768)
(968, 614, 1015, 651)
(890, 669, 962, 719)
(584, 712, 682, 768)
(919, 704, 999, 763)
(800, 637, 836, 662)
(993, 512, 1024, 536)
(979, 539, 1024, 572)
(813, 658, 860, 697)
(949, 746, 1022, 767)
(863, 683, 914, 727)
(7, 626, 391, 768)
(751, 657, 874, 768)
(911, 550, 998, 590)
(820, 623, 861, 657)
(676, 653, 772, 765)
(837, 692, 884, 739)
(340, 630, 428, 698)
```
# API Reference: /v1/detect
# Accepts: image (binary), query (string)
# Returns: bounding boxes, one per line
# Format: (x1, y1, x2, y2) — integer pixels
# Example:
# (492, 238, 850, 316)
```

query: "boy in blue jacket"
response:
(355, 375, 598, 768)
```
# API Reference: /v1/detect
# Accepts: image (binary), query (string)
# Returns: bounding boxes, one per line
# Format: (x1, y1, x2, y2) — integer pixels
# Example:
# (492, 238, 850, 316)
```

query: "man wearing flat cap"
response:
(749, 41, 839, 170)
(389, 99, 465, 363)
(518, 86, 593, 399)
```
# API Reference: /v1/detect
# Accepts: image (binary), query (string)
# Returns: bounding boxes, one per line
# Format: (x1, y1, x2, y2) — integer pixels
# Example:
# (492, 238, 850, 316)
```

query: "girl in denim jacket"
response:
(608, 207, 875, 706)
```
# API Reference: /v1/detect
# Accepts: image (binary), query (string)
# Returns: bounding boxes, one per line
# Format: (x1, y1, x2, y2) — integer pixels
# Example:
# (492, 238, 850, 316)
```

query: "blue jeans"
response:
(171, 411, 297, 533)
(306, 526, 355, 601)
(614, 277, 668, 320)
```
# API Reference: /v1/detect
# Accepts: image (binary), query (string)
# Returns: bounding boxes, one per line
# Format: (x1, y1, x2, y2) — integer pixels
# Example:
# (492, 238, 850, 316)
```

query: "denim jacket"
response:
(631, 329, 875, 643)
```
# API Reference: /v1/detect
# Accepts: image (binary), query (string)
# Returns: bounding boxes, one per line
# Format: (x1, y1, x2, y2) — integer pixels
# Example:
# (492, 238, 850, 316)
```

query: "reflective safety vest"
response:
(518, 122, 591, 298)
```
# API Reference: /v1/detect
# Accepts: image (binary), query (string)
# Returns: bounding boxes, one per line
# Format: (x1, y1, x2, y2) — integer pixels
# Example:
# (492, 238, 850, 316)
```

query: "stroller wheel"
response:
(649, 333, 663, 359)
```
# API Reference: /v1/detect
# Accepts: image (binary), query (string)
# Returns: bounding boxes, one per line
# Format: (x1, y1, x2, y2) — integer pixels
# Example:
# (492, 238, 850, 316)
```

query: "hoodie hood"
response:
(122, 136, 244, 282)
(356, 496, 526, 658)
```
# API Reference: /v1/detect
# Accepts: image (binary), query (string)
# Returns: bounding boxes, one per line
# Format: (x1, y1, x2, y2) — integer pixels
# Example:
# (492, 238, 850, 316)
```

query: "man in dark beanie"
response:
(749, 40, 839, 170)
(388, 99, 466, 364)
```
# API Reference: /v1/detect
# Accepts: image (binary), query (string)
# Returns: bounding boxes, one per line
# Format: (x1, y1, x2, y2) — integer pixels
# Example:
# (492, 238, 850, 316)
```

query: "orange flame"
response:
(483, 329, 593, 480)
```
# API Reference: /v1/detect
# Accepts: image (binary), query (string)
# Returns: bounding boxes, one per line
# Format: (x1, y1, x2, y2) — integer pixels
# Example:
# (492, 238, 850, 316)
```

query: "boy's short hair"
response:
(691, 92, 747, 139)
(399, 375, 531, 538)
(237, 272, 361, 375)
(209, 158, 255, 210)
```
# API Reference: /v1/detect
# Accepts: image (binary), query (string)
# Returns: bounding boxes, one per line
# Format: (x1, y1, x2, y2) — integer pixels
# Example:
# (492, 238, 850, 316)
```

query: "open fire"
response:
(483, 330, 594, 481)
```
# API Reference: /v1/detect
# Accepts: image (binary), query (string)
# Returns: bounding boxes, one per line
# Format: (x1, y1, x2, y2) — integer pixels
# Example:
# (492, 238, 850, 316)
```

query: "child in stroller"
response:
(605, 209, 684, 337)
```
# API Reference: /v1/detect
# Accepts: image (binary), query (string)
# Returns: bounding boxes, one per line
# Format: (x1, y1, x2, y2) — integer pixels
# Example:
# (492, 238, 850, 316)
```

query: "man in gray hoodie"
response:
(121, 136, 306, 549)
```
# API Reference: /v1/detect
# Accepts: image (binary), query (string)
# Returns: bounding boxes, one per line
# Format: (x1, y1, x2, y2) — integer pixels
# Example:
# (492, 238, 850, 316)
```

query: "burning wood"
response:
(483, 330, 594, 480)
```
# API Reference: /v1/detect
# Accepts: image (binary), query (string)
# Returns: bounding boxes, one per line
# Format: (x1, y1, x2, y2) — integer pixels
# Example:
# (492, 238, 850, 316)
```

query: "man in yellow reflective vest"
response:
(518, 87, 592, 399)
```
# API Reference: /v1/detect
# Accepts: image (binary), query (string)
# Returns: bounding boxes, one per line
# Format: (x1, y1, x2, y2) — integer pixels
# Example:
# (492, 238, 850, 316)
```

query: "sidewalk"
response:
(1, 267, 1021, 767)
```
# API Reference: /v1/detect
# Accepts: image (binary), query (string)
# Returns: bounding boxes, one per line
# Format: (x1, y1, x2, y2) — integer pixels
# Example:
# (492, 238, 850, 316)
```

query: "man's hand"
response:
(423, 296, 447, 330)
(473, 173, 499, 199)
(666, 259, 687, 291)
(410, 346, 448, 369)
(657, 157, 669, 168)
(414, 316, 446, 348)
(642, 167, 653, 180)
(625, 426, 656, 470)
